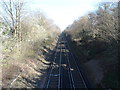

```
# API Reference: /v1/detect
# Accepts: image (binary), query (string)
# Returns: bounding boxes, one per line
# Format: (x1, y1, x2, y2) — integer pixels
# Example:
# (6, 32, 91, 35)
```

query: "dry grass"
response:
(2, 33, 59, 88)
(1, 9, 60, 88)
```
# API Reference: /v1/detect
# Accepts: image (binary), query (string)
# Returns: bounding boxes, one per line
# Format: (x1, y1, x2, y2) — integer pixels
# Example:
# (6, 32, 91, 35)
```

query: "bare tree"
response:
(1, 0, 25, 54)
(1, 0, 24, 38)
(95, 3, 118, 41)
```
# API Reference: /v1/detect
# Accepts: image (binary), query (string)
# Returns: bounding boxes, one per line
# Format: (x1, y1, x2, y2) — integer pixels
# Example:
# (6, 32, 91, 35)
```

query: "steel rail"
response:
(64, 36, 88, 89)
(58, 37, 62, 89)
(46, 37, 60, 89)
(64, 40, 75, 89)
(45, 35, 88, 89)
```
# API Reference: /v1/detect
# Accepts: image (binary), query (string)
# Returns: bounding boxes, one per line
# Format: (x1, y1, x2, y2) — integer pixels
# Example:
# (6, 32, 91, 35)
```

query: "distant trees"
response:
(20, 12, 60, 42)
(96, 3, 118, 42)
(66, 2, 118, 44)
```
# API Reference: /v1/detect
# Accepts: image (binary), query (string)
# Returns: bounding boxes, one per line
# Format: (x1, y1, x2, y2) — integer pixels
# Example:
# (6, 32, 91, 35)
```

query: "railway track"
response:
(44, 34, 88, 89)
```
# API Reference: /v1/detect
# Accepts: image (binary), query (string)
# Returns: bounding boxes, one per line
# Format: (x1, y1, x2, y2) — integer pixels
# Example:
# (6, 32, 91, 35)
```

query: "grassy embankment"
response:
(1, 14, 60, 88)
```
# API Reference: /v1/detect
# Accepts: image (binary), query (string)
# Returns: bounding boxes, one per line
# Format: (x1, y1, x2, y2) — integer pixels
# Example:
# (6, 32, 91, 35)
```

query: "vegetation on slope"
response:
(65, 2, 119, 88)
(0, 0, 60, 88)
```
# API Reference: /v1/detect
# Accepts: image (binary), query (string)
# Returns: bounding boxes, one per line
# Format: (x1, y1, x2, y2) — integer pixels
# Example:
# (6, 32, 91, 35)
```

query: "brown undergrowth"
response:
(2, 36, 58, 88)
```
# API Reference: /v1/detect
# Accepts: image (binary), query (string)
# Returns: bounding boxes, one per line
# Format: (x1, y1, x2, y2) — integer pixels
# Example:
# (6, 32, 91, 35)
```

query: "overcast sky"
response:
(0, 0, 118, 31)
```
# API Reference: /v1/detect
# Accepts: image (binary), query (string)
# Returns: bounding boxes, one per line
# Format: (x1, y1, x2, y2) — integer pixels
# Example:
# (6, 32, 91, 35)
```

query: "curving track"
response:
(44, 34, 88, 89)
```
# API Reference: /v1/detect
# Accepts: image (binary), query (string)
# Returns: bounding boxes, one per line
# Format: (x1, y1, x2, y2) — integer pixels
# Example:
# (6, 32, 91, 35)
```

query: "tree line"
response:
(65, 2, 119, 88)
(0, 0, 60, 60)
